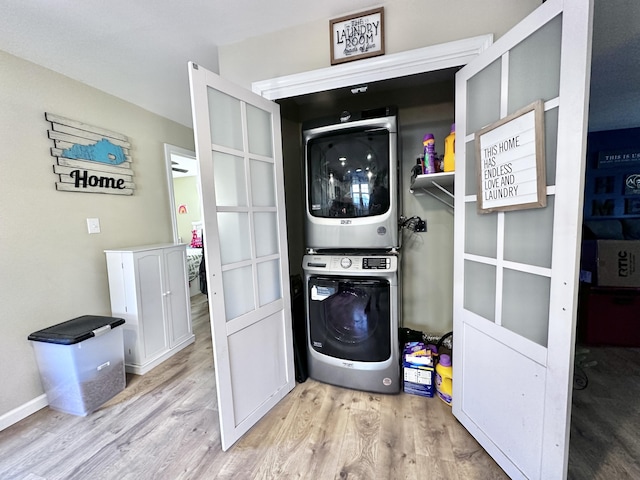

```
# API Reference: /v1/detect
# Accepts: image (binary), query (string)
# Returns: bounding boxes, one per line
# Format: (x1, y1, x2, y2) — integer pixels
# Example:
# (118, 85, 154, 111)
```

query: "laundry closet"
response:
(276, 66, 458, 344)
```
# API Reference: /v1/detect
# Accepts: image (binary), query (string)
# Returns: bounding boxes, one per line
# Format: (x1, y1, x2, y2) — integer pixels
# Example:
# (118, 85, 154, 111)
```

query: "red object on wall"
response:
(580, 287, 640, 347)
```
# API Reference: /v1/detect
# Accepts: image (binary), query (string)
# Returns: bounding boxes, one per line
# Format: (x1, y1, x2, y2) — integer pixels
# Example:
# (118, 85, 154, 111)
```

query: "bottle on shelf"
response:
(444, 123, 455, 172)
(423, 133, 437, 174)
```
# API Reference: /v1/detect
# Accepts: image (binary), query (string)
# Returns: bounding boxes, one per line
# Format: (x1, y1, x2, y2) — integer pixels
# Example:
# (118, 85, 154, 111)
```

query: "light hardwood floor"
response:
(0, 294, 637, 479)
(568, 345, 640, 479)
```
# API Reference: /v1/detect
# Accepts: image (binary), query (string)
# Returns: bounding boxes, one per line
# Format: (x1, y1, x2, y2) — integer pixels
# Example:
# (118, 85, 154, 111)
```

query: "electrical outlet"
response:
(415, 220, 427, 232)
(87, 217, 101, 234)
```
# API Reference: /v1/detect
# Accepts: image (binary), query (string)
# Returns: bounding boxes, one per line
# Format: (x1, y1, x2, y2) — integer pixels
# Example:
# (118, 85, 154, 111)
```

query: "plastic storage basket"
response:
(28, 315, 126, 416)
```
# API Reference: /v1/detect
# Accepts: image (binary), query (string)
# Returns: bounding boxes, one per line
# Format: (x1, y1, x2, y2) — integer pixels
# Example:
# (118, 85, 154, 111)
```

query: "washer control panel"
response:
(362, 257, 391, 270)
(328, 255, 392, 270)
(304, 254, 397, 274)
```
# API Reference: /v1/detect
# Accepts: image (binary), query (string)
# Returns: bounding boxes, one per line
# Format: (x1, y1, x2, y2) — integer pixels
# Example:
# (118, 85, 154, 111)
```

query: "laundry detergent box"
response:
(402, 342, 435, 397)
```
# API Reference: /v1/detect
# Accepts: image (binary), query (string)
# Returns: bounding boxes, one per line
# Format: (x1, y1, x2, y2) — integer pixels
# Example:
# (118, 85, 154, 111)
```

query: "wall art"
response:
(46, 112, 135, 195)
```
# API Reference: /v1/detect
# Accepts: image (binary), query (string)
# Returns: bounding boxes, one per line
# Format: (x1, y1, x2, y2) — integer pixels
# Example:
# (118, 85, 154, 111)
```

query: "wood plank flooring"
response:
(0, 294, 637, 479)
(568, 345, 640, 480)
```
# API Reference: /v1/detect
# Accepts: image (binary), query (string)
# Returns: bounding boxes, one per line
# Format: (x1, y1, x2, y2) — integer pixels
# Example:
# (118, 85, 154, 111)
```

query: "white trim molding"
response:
(252, 35, 493, 100)
(0, 395, 48, 432)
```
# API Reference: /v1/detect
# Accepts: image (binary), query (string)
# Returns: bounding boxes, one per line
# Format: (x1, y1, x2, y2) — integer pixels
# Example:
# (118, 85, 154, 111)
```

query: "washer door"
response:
(308, 276, 391, 362)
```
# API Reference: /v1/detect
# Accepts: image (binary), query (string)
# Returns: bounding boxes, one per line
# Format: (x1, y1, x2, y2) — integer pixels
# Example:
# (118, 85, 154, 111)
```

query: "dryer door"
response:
(308, 276, 391, 362)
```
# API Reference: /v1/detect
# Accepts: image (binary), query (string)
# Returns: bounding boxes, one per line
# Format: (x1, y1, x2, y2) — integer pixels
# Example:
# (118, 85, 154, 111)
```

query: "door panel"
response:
(464, 201, 498, 257)
(501, 268, 551, 346)
(165, 248, 190, 343)
(503, 196, 554, 267)
(189, 63, 295, 450)
(462, 323, 546, 477)
(453, 1, 593, 478)
(250, 159, 276, 206)
(227, 311, 288, 422)
(467, 59, 502, 134)
(507, 15, 562, 111)
(207, 88, 243, 149)
(213, 151, 247, 206)
(137, 253, 166, 358)
(217, 212, 251, 264)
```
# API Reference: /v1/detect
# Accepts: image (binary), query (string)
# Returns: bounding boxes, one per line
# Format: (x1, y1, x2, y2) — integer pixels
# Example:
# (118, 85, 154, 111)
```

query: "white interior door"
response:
(453, 1, 593, 479)
(188, 63, 295, 451)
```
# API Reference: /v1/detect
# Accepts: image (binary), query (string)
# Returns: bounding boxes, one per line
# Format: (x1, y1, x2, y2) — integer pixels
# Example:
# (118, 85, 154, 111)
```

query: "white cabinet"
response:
(105, 243, 195, 375)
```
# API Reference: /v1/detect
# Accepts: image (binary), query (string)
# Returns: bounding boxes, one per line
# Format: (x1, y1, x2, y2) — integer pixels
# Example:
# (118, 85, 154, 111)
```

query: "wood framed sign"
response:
(330, 7, 384, 65)
(476, 100, 546, 213)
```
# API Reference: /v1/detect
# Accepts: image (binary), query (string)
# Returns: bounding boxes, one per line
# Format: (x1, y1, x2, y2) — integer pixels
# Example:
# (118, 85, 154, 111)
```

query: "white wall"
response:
(174, 176, 202, 244)
(219, 0, 541, 88)
(0, 50, 194, 423)
(399, 104, 455, 335)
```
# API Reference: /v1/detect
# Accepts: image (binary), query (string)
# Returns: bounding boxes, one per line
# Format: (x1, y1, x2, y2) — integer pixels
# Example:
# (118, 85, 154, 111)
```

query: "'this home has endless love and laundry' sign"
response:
(46, 112, 135, 195)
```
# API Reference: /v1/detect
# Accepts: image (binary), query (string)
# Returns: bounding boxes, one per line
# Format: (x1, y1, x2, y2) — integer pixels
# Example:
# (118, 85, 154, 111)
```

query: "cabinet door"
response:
(136, 251, 168, 360)
(164, 246, 192, 345)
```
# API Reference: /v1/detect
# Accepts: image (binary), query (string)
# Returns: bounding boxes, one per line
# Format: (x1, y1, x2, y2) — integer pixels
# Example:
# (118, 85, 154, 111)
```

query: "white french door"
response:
(453, 1, 593, 479)
(188, 63, 295, 451)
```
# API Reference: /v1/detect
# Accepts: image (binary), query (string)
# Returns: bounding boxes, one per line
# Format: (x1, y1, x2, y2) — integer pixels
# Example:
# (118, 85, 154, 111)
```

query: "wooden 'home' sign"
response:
(46, 113, 135, 195)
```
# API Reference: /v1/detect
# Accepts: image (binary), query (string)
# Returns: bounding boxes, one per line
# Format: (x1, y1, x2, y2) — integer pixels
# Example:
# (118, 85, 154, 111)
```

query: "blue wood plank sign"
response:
(46, 112, 135, 195)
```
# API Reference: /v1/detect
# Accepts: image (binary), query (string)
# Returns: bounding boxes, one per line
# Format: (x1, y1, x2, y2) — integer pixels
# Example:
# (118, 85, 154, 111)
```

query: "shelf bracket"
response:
(421, 180, 454, 209)
(410, 173, 455, 209)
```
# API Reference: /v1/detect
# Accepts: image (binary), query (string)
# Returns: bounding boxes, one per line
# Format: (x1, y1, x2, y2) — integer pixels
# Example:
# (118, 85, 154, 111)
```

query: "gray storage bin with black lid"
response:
(28, 315, 126, 416)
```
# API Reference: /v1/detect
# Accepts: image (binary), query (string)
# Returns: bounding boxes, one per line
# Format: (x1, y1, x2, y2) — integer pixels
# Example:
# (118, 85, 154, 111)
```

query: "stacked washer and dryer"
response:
(302, 106, 402, 394)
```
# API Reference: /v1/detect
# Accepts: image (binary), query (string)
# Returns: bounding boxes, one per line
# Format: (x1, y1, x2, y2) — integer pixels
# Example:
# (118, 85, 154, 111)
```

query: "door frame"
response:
(163, 143, 198, 244)
(252, 35, 493, 100)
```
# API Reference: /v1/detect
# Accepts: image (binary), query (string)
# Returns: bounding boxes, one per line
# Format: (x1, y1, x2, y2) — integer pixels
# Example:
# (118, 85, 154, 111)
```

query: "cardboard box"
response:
(402, 342, 435, 397)
(597, 240, 640, 287)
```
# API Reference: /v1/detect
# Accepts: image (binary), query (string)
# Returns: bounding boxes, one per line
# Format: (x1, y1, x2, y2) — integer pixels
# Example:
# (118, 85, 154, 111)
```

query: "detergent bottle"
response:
(435, 353, 453, 406)
(423, 133, 437, 174)
(443, 124, 455, 172)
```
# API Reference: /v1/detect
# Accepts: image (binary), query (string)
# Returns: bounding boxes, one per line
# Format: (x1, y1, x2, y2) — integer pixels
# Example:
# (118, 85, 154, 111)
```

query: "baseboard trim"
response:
(125, 335, 196, 375)
(0, 394, 48, 431)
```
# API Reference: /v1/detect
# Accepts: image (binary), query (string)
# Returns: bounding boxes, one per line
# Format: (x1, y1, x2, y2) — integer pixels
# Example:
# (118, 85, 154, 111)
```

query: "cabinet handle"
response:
(162, 291, 171, 296)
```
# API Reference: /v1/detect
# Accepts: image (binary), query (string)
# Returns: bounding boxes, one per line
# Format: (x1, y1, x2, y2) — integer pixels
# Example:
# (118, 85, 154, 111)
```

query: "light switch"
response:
(87, 217, 101, 234)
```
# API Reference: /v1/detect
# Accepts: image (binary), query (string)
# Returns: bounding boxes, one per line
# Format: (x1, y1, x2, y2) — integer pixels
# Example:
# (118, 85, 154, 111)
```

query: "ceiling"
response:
(0, 0, 380, 127)
(1, 1, 638, 131)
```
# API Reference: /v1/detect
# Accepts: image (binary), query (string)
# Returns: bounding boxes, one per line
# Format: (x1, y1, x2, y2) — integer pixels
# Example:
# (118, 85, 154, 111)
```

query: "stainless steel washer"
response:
(303, 252, 400, 393)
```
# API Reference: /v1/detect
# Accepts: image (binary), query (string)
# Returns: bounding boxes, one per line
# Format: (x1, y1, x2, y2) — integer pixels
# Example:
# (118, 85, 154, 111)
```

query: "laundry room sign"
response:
(330, 7, 384, 65)
(46, 113, 135, 195)
(476, 100, 546, 213)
